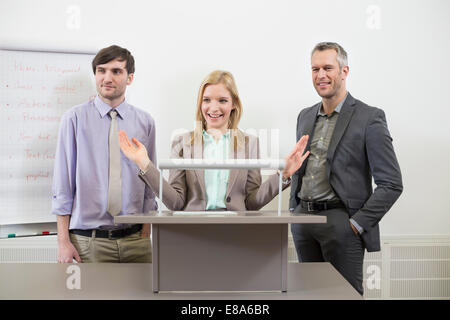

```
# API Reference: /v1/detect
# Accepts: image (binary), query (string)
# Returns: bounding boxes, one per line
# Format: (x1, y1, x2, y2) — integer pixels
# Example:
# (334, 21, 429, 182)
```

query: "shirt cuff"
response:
(350, 218, 364, 234)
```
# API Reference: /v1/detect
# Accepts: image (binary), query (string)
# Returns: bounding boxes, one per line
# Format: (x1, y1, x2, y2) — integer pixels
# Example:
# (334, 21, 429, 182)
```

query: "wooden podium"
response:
(115, 211, 325, 292)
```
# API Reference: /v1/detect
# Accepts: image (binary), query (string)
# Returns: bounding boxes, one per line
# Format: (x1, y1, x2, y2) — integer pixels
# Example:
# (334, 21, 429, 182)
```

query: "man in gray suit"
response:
(289, 42, 403, 295)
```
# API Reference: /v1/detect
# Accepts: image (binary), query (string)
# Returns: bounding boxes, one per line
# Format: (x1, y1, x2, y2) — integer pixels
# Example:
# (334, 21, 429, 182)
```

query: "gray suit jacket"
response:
(289, 93, 403, 252)
(139, 129, 287, 211)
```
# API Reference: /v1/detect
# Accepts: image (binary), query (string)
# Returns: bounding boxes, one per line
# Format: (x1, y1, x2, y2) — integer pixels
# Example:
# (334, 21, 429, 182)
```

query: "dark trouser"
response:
(291, 206, 365, 295)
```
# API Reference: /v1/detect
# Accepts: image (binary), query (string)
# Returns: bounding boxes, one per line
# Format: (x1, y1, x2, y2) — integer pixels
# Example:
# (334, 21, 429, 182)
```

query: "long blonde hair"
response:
(192, 70, 242, 142)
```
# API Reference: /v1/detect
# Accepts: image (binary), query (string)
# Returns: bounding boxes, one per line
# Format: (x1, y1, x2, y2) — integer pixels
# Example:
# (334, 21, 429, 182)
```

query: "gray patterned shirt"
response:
(299, 95, 346, 201)
(298, 93, 364, 234)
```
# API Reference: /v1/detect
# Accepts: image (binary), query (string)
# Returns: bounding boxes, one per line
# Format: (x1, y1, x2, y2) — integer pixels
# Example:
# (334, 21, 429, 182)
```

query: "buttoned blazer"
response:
(289, 93, 403, 252)
(139, 129, 287, 211)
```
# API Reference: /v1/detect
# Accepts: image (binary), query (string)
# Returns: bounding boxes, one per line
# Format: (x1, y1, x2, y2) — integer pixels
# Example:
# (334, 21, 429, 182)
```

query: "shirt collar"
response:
(203, 129, 231, 142)
(318, 92, 348, 116)
(93, 95, 128, 119)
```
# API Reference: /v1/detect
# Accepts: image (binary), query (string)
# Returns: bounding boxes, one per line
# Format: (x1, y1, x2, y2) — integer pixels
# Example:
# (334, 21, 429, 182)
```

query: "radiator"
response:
(0, 236, 58, 263)
(365, 236, 450, 300)
(1, 234, 449, 299)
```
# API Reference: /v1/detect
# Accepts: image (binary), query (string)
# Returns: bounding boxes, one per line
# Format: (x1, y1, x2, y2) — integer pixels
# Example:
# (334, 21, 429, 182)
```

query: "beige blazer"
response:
(139, 129, 289, 211)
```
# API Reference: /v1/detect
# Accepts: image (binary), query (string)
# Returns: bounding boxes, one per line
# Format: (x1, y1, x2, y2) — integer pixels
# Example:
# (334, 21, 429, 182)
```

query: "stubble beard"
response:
(99, 86, 125, 102)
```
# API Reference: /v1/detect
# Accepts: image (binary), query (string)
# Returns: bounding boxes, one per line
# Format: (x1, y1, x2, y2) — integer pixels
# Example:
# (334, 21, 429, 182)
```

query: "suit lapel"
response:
(226, 129, 245, 198)
(302, 103, 321, 148)
(326, 93, 356, 177)
(191, 132, 206, 196)
(297, 104, 320, 175)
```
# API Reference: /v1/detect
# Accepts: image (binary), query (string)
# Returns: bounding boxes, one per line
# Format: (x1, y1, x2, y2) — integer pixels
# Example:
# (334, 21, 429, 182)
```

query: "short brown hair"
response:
(92, 45, 135, 74)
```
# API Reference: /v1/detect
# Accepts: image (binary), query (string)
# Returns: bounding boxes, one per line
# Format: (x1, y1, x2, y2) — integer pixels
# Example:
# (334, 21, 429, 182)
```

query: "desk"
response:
(115, 211, 326, 292)
(0, 263, 362, 300)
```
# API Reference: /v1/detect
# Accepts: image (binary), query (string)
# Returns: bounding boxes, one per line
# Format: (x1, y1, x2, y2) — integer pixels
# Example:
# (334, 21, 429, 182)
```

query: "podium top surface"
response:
(114, 211, 326, 224)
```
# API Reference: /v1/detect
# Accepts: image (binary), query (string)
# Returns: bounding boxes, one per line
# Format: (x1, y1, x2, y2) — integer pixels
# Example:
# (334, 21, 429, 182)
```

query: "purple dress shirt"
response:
(51, 96, 157, 229)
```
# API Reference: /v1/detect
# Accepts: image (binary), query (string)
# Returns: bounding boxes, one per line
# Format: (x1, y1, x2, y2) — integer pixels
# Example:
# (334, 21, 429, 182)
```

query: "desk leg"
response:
(152, 224, 159, 293)
(281, 224, 288, 292)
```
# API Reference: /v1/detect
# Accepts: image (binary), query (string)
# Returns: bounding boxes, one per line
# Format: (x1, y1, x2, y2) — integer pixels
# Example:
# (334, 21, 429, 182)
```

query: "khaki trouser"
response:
(69, 231, 152, 263)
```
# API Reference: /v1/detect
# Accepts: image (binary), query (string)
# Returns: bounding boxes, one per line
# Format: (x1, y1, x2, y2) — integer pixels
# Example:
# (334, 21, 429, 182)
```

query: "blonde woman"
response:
(119, 70, 309, 211)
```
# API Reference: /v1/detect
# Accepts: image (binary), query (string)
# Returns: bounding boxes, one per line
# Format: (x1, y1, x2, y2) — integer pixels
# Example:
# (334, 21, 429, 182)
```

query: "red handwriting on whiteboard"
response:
(25, 149, 40, 160)
(18, 132, 57, 142)
(15, 82, 33, 90)
(17, 99, 52, 109)
(14, 61, 38, 72)
(15, 97, 65, 109)
(26, 171, 50, 181)
(54, 84, 77, 93)
(22, 112, 61, 122)
(45, 65, 81, 74)
(19, 132, 33, 141)
(25, 149, 55, 160)
(38, 133, 52, 140)
(13, 61, 82, 75)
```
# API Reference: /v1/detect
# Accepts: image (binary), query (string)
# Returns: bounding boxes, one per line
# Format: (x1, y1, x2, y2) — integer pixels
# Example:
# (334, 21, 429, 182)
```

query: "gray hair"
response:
(311, 42, 348, 69)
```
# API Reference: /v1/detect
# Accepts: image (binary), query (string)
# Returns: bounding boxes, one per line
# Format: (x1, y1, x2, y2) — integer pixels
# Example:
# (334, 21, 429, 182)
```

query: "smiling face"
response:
(311, 49, 348, 101)
(201, 83, 235, 134)
(95, 58, 133, 107)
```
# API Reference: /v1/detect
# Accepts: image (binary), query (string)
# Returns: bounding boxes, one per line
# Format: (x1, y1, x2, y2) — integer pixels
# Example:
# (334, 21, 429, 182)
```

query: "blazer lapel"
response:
(326, 93, 356, 177)
(297, 104, 320, 175)
(191, 132, 206, 196)
(302, 104, 321, 149)
(226, 129, 245, 198)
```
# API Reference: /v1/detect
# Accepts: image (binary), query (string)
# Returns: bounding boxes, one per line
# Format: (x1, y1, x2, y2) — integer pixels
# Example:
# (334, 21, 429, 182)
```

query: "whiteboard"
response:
(0, 49, 96, 225)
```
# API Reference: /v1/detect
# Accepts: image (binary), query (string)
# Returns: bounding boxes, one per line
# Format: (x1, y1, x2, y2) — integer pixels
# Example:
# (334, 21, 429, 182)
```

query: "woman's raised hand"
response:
(282, 135, 310, 179)
(118, 130, 150, 170)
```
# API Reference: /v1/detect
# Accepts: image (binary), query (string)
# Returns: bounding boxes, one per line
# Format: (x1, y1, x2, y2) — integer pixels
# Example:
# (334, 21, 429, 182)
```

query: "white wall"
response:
(1, 0, 449, 235)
